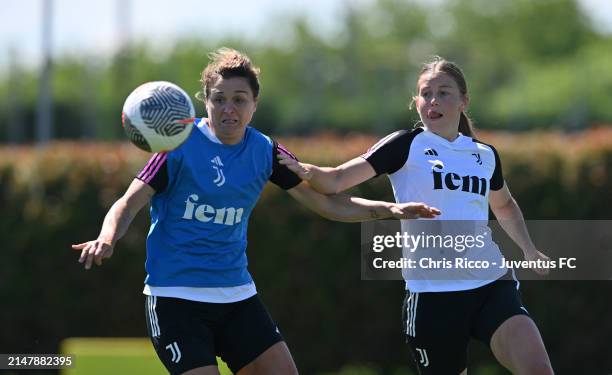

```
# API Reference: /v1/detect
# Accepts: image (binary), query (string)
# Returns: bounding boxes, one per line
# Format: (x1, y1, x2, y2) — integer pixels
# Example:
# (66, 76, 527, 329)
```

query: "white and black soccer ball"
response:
(122, 81, 195, 152)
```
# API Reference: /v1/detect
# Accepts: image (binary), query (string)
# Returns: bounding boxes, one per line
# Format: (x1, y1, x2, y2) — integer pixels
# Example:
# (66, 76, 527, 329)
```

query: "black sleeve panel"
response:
(135, 152, 169, 193)
(270, 140, 303, 190)
(361, 128, 423, 176)
(489, 144, 504, 190)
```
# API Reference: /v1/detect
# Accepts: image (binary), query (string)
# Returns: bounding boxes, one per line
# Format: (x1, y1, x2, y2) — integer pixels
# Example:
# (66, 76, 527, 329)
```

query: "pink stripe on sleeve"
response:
(138, 152, 167, 183)
(277, 143, 298, 161)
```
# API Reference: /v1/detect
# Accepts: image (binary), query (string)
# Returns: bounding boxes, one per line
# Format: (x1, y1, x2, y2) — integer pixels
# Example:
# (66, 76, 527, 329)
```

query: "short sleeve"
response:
(270, 141, 302, 190)
(361, 128, 423, 176)
(136, 152, 169, 193)
(489, 145, 504, 191)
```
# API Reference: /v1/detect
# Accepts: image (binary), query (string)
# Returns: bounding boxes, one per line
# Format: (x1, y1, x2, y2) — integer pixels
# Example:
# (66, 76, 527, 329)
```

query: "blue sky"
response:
(3, 0, 611, 73)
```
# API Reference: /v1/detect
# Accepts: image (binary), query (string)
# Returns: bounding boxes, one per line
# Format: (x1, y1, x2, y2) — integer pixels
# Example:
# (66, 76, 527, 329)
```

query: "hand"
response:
(277, 153, 313, 180)
(524, 249, 551, 276)
(71, 238, 115, 270)
(390, 202, 441, 219)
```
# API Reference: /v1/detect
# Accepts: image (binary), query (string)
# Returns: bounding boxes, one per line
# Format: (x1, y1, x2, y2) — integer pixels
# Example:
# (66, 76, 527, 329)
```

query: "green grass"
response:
(60, 337, 231, 375)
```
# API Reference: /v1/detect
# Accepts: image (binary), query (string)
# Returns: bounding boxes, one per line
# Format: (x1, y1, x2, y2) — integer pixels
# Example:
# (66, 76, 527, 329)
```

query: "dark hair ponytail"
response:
(459, 112, 475, 138)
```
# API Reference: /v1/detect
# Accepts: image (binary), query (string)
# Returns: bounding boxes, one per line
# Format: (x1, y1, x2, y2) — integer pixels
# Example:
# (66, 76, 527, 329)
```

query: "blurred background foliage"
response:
(0, 129, 611, 374)
(1, 0, 612, 142)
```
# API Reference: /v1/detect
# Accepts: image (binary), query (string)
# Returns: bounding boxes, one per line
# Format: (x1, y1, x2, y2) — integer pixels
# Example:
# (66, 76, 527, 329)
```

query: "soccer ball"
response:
(122, 81, 195, 152)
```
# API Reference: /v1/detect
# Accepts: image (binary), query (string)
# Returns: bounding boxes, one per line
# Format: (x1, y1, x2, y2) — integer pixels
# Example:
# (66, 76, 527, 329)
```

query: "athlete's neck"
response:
(206, 119, 246, 145)
(424, 125, 459, 142)
(216, 133, 245, 145)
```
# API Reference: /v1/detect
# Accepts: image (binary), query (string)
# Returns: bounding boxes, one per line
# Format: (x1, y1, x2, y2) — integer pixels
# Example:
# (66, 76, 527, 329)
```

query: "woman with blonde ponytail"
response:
(279, 57, 554, 375)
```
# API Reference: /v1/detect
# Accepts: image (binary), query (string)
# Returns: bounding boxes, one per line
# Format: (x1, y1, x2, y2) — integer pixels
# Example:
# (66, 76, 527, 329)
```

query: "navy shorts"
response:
(145, 294, 284, 375)
(402, 278, 530, 374)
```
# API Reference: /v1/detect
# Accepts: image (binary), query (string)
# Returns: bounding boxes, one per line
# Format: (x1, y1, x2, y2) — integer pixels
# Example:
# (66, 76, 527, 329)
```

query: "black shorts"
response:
(402, 278, 530, 375)
(144, 294, 284, 375)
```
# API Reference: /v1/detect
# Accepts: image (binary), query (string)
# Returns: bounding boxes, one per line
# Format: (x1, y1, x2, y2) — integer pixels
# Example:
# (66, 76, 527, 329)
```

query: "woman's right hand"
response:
(278, 152, 313, 181)
(71, 238, 115, 270)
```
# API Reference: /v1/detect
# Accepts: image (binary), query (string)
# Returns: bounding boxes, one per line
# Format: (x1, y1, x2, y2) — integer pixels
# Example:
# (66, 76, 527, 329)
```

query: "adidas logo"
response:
(424, 148, 438, 156)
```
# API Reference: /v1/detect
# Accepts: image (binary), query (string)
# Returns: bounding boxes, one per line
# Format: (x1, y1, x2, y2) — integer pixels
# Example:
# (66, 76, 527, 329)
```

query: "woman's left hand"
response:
(524, 249, 551, 276)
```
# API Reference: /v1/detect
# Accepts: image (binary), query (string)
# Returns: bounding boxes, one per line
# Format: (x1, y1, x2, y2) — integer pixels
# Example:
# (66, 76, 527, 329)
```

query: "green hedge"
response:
(1, 130, 611, 374)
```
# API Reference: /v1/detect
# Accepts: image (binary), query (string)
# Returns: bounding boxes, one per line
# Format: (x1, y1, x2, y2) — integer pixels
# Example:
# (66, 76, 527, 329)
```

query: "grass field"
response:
(60, 337, 232, 375)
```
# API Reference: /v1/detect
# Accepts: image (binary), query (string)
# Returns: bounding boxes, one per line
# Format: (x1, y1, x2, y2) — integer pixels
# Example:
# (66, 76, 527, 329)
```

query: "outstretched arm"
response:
(71, 179, 154, 270)
(279, 154, 376, 195)
(489, 183, 549, 275)
(287, 182, 440, 222)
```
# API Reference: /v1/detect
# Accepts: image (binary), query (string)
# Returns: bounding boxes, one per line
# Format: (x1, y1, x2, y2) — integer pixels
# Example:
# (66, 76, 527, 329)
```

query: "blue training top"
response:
(136, 118, 301, 287)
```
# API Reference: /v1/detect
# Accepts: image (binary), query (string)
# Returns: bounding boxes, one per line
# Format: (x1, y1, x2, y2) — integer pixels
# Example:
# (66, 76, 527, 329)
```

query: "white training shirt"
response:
(362, 127, 507, 292)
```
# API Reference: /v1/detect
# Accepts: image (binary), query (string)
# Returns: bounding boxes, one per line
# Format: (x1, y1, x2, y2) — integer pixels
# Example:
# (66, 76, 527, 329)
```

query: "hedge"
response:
(1, 128, 611, 374)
